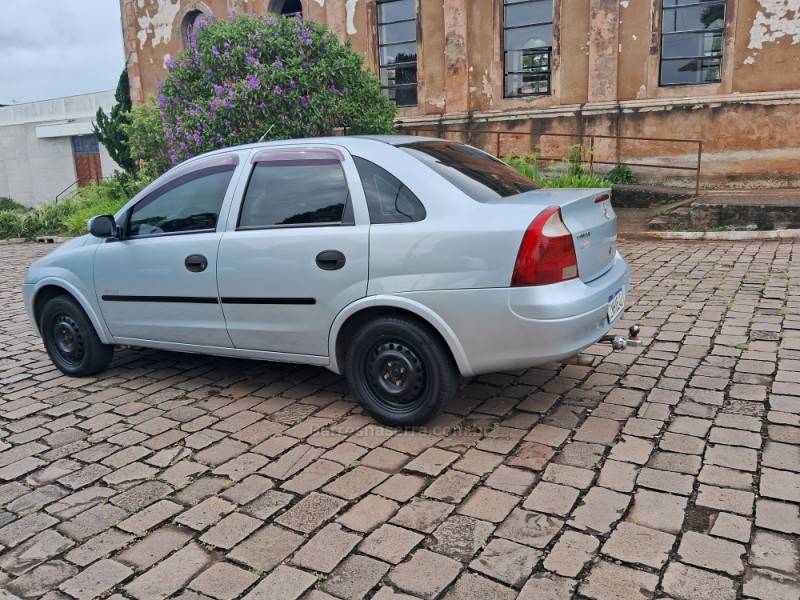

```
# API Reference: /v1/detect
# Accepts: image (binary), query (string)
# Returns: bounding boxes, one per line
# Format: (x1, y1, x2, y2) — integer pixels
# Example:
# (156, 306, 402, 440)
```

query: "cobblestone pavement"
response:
(0, 240, 798, 600)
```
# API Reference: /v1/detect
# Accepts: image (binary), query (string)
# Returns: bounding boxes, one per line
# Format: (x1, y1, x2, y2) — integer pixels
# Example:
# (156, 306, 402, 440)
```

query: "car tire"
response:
(40, 295, 113, 376)
(345, 315, 459, 426)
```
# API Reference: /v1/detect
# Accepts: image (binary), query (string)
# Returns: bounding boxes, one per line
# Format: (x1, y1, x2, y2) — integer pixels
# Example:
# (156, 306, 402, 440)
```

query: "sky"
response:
(0, 1, 125, 105)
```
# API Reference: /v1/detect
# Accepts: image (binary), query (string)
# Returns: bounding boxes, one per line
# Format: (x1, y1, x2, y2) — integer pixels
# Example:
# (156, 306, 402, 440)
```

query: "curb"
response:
(621, 229, 800, 241)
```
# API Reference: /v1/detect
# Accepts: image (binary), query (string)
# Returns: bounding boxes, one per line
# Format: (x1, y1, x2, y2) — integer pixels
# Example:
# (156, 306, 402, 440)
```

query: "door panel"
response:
(94, 233, 231, 346)
(218, 227, 368, 355)
(217, 146, 368, 356)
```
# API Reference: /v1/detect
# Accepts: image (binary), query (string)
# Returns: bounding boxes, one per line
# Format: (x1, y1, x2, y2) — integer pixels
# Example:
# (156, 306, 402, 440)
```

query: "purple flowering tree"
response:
(157, 14, 396, 164)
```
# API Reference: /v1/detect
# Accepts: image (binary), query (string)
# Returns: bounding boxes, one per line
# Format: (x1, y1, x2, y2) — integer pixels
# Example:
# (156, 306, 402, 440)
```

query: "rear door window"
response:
(398, 140, 540, 202)
(353, 157, 426, 223)
(238, 159, 352, 229)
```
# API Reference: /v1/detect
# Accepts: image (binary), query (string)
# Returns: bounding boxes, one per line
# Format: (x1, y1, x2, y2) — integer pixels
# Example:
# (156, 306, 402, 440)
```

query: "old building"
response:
(0, 91, 121, 207)
(121, 0, 800, 187)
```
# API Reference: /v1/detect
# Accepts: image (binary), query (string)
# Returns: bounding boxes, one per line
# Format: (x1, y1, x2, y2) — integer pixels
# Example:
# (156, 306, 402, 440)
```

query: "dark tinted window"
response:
(399, 141, 540, 202)
(353, 157, 425, 223)
(378, 0, 417, 107)
(127, 166, 234, 237)
(660, 0, 725, 86)
(504, 0, 553, 97)
(239, 160, 350, 228)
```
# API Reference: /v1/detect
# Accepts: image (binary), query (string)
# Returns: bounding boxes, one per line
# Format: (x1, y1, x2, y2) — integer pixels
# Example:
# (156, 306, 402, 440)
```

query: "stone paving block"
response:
(199, 512, 261, 550)
(188, 562, 257, 600)
(469, 537, 541, 587)
(322, 466, 389, 500)
(541, 462, 595, 489)
(275, 491, 346, 533)
(126, 542, 214, 600)
(601, 521, 675, 568)
(4, 560, 79, 599)
(372, 473, 426, 502)
(542, 530, 599, 577)
(337, 494, 399, 533)
(696, 484, 754, 516)
(495, 508, 563, 548)
(58, 559, 132, 600)
(711, 512, 752, 543)
(517, 572, 576, 600)
(760, 467, 800, 503)
(64, 529, 132, 567)
(661, 561, 736, 600)
(626, 488, 687, 533)
(424, 470, 479, 503)
(522, 482, 579, 516)
(404, 447, 458, 476)
(456, 487, 518, 523)
(442, 572, 516, 600)
(242, 565, 314, 600)
(452, 448, 504, 476)
(391, 498, 454, 533)
(579, 559, 658, 600)
(242, 490, 294, 520)
(485, 465, 536, 495)
(358, 523, 423, 564)
(227, 524, 303, 572)
(175, 496, 236, 531)
(429, 515, 495, 562)
(755, 498, 800, 535)
(290, 522, 361, 573)
(569, 487, 630, 535)
(117, 525, 194, 570)
(118, 499, 183, 535)
(321, 554, 391, 600)
(636, 466, 694, 495)
(677, 531, 745, 576)
(386, 550, 461, 600)
(573, 417, 621, 445)
(742, 567, 800, 600)
(749, 529, 800, 574)
(0, 529, 75, 575)
(57, 504, 128, 542)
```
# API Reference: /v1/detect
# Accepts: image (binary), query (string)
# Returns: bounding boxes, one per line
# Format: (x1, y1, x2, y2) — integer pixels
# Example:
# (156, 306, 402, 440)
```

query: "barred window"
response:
(503, 0, 553, 97)
(660, 0, 726, 86)
(377, 0, 417, 107)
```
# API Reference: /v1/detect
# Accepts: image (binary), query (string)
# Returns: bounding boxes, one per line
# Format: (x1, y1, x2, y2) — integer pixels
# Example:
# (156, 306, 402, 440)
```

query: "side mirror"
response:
(88, 215, 117, 238)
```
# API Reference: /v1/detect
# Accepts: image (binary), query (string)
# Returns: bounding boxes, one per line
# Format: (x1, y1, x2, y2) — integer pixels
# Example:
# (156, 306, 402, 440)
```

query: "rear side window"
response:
(238, 160, 352, 228)
(353, 157, 426, 223)
(127, 165, 235, 237)
(398, 141, 540, 202)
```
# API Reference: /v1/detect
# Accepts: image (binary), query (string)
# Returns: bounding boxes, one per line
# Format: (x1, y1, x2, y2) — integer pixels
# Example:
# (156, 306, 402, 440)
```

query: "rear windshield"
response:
(398, 140, 540, 202)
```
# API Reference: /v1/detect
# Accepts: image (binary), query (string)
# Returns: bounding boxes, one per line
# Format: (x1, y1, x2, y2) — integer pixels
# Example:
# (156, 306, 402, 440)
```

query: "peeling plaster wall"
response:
(121, 0, 800, 183)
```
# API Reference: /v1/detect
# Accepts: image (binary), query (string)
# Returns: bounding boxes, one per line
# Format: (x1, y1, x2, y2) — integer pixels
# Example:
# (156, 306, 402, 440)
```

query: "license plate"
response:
(607, 289, 625, 323)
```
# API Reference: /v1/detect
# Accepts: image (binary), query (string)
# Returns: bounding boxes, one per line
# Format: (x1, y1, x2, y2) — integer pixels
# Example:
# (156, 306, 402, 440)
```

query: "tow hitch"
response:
(600, 325, 642, 351)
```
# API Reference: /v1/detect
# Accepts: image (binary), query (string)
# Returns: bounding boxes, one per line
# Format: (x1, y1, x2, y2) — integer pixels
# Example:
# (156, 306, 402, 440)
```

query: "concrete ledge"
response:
(623, 229, 800, 241)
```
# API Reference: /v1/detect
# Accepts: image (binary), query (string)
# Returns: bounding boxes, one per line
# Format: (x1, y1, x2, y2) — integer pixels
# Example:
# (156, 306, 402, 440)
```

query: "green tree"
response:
(157, 14, 396, 164)
(94, 69, 136, 173)
(125, 98, 171, 178)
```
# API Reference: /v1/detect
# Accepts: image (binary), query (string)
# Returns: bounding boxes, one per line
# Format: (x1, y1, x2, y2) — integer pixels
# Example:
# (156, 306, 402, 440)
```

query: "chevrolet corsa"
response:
(23, 136, 628, 426)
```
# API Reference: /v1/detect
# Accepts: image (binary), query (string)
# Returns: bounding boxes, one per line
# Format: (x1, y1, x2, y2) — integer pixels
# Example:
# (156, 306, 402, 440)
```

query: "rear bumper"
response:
(401, 252, 629, 375)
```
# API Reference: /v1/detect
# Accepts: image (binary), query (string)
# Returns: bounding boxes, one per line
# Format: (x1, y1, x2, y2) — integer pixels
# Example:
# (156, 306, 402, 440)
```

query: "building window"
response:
(270, 0, 303, 18)
(503, 0, 553, 97)
(660, 0, 726, 86)
(181, 10, 205, 45)
(377, 0, 417, 107)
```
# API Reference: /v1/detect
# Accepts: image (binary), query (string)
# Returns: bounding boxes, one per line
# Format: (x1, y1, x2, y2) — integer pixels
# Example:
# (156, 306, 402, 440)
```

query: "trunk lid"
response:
(497, 188, 617, 283)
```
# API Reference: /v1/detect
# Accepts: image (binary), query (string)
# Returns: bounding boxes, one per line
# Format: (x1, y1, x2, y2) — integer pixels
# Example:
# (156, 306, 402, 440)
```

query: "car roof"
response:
(181, 134, 444, 164)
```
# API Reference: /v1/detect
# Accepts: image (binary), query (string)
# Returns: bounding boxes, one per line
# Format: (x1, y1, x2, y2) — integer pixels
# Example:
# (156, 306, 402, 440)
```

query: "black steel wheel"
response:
(40, 295, 113, 376)
(345, 315, 459, 426)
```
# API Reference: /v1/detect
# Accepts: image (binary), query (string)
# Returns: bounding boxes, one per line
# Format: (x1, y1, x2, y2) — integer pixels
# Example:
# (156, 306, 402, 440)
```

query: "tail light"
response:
(511, 206, 579, 286)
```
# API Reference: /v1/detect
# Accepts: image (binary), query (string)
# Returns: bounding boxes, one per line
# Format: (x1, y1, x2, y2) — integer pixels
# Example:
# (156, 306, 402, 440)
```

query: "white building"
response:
(0, 90, 121, 207)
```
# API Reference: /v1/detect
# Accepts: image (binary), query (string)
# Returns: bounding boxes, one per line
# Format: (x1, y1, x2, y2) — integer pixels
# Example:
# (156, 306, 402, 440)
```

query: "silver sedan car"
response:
(23, 136, 628, 425)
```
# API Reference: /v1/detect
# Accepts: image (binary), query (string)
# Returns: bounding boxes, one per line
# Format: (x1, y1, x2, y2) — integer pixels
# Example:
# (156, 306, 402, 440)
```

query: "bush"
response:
(158, 14, 396, 164)
(607, 163, 639, 185)
(0, 173, 151, 240)
(0, 197, 28, 212)
(94, 69, 136, 173)
(126, 99, 172, 178)
(0, 212, 23, 238)
(505, 152, 613, 188)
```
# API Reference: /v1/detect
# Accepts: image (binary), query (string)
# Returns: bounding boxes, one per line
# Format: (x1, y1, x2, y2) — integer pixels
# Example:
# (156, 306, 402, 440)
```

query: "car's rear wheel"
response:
(40, 295, 113, 376)
(345, 315, 458, 426)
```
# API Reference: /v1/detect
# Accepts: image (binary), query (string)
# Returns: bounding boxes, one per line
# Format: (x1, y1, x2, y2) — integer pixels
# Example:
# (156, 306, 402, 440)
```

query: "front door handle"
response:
(185, 254, 208, 272)
(316, 250, 346, 271)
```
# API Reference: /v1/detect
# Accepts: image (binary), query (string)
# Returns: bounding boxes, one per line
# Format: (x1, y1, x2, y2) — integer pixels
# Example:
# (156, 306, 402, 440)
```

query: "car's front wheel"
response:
(345, 315, 459, 426)
(40, 295, 113, 376)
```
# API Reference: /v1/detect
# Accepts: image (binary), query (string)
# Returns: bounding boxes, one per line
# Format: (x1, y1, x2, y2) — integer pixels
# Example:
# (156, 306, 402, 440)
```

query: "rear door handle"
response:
(185, 254, 208, 272)
(316, 250, 346, 271)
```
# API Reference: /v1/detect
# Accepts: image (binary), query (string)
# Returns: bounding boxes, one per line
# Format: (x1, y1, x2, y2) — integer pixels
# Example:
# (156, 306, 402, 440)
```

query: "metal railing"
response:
(54, 179, 80, 203)
(398, 126, 704, 195)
